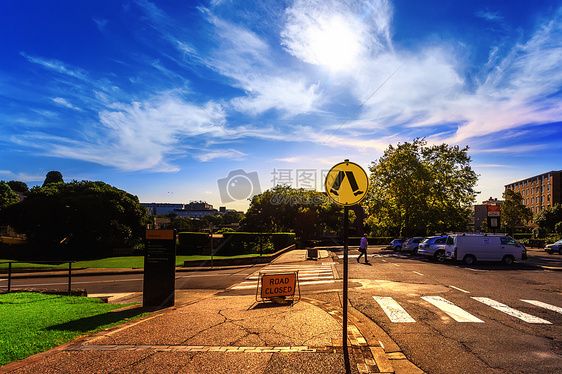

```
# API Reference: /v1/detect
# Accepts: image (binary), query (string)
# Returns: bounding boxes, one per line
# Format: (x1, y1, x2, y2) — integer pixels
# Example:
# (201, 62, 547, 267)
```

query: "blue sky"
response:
(1, 0, 561, 211)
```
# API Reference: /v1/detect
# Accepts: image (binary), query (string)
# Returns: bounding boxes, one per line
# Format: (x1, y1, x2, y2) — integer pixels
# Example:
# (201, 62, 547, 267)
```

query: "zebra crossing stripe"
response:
(373, 296, 415, 322)
(230, 264, 335, 290)
(472, 297, 551, 324)
(520, 300, 562, 315)
(421, 296, 484, 323)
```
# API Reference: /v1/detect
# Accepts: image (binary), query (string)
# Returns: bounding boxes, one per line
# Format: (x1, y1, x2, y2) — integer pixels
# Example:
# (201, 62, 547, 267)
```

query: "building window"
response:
(548, 194, 551, 202)
(548, 184, 550, 191)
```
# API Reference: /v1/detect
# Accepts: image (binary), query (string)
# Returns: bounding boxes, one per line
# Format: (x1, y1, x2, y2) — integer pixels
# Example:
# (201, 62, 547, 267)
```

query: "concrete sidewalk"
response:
(0, 249, 423, 374)
(0, 291, 422, 374)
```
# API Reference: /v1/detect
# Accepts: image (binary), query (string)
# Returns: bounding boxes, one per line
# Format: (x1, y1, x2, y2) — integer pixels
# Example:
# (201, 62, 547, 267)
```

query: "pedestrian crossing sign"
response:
(325, 160, 369, 206)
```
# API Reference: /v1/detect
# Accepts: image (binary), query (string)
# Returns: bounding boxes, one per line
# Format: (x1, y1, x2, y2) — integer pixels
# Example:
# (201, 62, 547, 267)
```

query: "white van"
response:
(444, 234, 525, 265)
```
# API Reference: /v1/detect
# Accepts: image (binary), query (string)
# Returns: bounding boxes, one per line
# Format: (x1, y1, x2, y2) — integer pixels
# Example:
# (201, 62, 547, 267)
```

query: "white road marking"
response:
(472, 297, 551, 324)
(449, 286, 470, 293)
(230, 264, 335, 290)
(521, 300, 562, 315)
(422, 296, 484, 323)
(373, 296, 416, 322)
(413, 271, 424, 276)
(231, 279, 335, 290)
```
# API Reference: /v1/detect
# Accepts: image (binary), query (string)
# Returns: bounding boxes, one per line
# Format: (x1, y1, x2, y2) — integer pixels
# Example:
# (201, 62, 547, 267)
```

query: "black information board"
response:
(143, 229, 176, 307)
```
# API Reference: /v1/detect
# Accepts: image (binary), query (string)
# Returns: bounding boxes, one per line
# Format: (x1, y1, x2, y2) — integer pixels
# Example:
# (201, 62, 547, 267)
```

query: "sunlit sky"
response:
(2, 0, 561, 212)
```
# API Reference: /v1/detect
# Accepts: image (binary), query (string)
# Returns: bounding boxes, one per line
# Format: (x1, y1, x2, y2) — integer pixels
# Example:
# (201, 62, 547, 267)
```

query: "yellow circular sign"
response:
(325, 160, 369, 206)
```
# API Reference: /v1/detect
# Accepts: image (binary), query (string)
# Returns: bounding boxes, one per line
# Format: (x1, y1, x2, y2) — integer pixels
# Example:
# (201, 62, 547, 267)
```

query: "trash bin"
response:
(307, 247, 318, 260)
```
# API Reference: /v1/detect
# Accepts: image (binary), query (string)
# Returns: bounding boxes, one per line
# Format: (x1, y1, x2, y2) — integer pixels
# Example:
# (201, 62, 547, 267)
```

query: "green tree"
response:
(366, 138, 478, 237)
(533, 204, 562, 233)
(501, 189, 532, 235)
(0, 181, 19, 210)
(7, 181, 28, 193)
(222, 210, 244, 225)
(42, 171, 64, 186)
(0, 180, 149, 258)
(240, 185, 345, 239)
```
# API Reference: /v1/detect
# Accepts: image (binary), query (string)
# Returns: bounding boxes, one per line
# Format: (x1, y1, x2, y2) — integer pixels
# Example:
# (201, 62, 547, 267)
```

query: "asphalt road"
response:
(341, 248, 562, 374)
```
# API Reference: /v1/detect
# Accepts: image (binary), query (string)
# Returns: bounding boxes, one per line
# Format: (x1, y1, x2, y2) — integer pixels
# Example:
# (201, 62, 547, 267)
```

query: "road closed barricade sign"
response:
(258, 271, 299, 302)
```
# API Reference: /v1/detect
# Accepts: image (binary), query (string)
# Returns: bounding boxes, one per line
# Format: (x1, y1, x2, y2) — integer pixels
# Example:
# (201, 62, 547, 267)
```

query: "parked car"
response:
(418, 236, 447, 261)
(545, 239, 562, 254)
(402, 237, 425, 254)
(389, 238, 405, 251)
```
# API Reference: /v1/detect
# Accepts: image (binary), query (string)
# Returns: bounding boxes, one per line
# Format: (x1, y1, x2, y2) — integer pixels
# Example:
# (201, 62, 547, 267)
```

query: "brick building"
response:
(504, 170, 562, 215)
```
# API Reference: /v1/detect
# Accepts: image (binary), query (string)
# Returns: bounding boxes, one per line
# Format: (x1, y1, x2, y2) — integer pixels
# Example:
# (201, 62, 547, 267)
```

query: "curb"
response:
(302, 297, 424, 374)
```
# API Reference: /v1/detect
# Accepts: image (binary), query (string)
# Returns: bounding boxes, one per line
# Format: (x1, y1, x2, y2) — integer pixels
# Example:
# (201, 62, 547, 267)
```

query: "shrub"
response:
(271, 233, 296, 251)
(177, 232, 209, 255)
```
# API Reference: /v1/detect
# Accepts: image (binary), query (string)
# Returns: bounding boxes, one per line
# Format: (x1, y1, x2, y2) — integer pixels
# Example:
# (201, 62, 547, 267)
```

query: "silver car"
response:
(418, 236, 447, 261)
(545, 239, 562, 254)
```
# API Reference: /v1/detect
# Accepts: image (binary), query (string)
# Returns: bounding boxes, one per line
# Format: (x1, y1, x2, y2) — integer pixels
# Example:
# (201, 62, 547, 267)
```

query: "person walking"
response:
(357, 233, 369, 263)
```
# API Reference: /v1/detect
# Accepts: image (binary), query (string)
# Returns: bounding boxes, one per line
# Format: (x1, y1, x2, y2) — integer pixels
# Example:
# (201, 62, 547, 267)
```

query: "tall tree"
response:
(366, 138, 478, 237)
(7, 181, 28, 193)
(0, 181, 19, 210)
(533, 203, 562, 233)
(42, 171, 64, 186)
(0, 180, 149, 258)
(501, 189, 532, 235)
(240, 185, 345, 238)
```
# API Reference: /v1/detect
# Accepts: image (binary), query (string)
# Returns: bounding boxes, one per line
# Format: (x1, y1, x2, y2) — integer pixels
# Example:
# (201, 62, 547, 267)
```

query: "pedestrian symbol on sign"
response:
(329, 170, 363, 197)
(325, 160, 369, 206)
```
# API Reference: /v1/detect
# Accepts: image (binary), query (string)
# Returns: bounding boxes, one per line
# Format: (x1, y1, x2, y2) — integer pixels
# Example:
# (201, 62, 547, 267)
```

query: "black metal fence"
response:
(0, 261, 76, 296)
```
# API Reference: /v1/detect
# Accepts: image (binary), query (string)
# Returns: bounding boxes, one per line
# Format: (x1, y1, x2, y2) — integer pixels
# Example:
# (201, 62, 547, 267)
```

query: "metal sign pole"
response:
(343, 205, 349, 350)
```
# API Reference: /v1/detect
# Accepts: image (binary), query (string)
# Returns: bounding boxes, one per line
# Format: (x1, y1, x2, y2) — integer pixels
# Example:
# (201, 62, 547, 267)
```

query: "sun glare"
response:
(308, 17, 361, 71)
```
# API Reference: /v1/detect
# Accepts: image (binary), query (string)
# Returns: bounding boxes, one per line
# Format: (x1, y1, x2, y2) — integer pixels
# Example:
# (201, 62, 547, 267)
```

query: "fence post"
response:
(68, 262, 72, 296)
(7, 262, 11, 293)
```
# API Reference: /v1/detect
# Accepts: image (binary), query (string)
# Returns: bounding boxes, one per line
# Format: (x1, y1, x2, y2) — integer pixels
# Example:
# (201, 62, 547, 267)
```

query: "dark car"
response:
(402, 237, 424, 254)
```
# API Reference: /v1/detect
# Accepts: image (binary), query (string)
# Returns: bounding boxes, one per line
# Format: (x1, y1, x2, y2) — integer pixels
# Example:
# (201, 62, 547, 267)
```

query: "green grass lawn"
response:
(0, 253, 263, 270)
(0, 292, 147, 366)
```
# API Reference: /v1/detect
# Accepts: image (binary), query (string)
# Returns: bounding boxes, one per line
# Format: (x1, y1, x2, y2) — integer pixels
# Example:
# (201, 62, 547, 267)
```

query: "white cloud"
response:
(15, 92, 235, 171)
(52, 97, 82, 111)
(21, 53, 89, 81)
(230, 77, 322, 116)
(194, 149, 246, 162)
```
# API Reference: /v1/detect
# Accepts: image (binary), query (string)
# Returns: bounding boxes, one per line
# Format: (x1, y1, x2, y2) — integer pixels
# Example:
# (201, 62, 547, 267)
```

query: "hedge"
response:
(215, 232, 295, 256)
(271, 233, 296, 251)
(177, 232, 209, 255)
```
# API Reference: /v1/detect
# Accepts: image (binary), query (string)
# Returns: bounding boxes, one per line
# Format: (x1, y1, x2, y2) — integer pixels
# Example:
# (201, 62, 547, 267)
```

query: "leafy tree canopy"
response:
(501, 189, 532, 234)
(240, 185, 347, 239)
(0, 181, 19, 210)
(365, 138, 478, 237)
(42, 171, 64, 187)
(7, 180, 28, 193)
(0, 180, 149, 259)
(533, 203, 562, 233)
